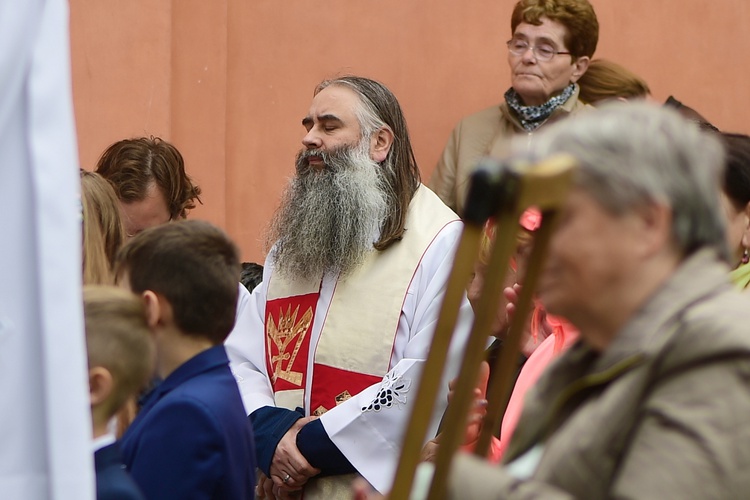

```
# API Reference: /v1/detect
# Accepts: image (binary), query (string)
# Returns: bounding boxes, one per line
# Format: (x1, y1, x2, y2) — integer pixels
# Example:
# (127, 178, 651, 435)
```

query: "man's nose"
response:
(302, 129, 322, 149)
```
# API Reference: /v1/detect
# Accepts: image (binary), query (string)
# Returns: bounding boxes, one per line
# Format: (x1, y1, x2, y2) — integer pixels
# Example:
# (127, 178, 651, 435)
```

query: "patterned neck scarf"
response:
(505, 84, 576, 132)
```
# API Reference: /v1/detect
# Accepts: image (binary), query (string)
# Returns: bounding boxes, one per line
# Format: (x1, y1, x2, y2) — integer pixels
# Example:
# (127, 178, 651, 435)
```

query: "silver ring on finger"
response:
(282, 473, 291, 484)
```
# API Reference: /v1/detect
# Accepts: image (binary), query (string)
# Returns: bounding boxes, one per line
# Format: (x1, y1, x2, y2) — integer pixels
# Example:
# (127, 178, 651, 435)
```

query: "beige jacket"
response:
(429, 86, 589, 215)
(449, 249, 750, 499)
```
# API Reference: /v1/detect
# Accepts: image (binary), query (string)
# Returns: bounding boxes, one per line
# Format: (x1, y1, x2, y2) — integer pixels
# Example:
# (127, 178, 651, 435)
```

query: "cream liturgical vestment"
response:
(227, 185, 473, 497)
(0, 1, 94, 499)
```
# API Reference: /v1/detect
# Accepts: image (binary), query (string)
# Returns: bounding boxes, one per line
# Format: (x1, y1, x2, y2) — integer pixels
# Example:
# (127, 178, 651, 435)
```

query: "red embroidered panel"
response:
(310, 364, 382, 416)
(265, 293, 318, 393)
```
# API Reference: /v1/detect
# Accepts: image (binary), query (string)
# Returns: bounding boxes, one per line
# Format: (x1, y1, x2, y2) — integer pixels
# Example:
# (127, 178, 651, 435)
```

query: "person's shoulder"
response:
(678, 286, 750, 358)
(644, 283, 750, 386)
(569, 98, 594, 115)
(454, 103, 507, 130)
(403, 186, 462, 239)
(412, 185, 460, 218)
(167, 362, 245, 412)
(131, 382, 250, 445)
(141, 387, 244, 452)
(146, 389, 221, 424)
(547, 97, 590, 125)
(626, 254, 750, 377)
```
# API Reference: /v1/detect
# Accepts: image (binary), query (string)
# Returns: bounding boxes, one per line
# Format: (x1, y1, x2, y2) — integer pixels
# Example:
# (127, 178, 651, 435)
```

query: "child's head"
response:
(84, 285, 154, 425)
(114, 219, 240, 345)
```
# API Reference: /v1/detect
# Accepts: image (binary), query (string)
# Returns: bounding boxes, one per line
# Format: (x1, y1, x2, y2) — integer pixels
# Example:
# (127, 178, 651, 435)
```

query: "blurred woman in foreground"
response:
(358, 103, 750, 499)
(442, 103, 750, 498)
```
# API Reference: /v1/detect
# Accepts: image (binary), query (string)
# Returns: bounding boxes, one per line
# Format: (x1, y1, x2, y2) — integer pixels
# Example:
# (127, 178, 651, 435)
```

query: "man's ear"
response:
(89, 366, 114, 407)
(369, 126, 394, 164)
(570, 56, 591, 83)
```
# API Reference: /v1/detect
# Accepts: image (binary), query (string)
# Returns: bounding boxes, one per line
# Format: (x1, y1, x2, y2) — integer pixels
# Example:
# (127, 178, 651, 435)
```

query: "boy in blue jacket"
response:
(116, 220, 256, 500)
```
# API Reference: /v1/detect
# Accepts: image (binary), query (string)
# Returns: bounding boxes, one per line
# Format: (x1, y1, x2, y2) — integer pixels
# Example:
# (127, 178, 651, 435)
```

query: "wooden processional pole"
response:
(391, 154, 577, 500)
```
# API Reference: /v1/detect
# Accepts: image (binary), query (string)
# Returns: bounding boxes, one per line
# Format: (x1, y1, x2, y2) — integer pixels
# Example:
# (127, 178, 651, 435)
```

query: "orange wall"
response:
(70, 0, 750, 263)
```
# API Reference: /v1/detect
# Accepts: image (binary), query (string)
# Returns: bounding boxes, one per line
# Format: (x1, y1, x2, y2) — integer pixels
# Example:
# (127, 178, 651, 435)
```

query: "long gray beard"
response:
(267, 141, 390, 281)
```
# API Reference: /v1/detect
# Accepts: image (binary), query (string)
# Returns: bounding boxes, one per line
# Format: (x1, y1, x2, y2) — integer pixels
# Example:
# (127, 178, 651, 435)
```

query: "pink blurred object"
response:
(488, 315, 578, 463)
(519, 207, 542, 232)
(460, 311, 578, 463)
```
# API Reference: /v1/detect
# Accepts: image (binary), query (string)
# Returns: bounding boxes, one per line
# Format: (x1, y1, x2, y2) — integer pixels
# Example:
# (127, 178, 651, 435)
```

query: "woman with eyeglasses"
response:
(430, 0, 598, 216)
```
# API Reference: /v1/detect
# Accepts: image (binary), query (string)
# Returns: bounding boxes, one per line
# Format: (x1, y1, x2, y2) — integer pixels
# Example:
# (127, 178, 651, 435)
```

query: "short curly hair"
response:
(511, 0, 599, 59)
(95, 136, 202, 220)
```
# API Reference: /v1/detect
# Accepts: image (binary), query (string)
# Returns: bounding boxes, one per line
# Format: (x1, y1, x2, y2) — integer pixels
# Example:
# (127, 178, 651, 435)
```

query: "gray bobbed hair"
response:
(528, 102, 728, 260)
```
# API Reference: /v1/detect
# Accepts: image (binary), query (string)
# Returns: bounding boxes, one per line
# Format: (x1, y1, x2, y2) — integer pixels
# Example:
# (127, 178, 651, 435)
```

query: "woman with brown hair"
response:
(576, 59, 721, 132)
(576, 58, 651, 105)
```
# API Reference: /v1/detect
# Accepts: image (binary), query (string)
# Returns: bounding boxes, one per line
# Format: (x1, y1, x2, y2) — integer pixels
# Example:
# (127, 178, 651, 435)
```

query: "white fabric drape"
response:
(0, 0, 94, 498)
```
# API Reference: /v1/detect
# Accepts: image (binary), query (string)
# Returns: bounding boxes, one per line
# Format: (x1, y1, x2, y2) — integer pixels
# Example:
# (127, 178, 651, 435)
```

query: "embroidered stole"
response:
(264, 186, 459, 415)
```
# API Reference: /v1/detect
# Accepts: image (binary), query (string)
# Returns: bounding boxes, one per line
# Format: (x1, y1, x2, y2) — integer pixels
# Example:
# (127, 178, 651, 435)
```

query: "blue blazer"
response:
(120, 345, 256, 500)
(95, 442, 145, 500)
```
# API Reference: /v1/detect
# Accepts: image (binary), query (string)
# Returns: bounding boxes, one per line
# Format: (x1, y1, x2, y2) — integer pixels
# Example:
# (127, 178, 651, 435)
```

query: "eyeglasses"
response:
(506, 38, 571, 62)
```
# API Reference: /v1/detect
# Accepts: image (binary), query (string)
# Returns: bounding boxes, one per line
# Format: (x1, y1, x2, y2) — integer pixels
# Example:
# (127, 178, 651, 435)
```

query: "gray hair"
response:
(529, 102, 727, 258)
(316, 77, 390, 137)
(313, 76, 421, 251)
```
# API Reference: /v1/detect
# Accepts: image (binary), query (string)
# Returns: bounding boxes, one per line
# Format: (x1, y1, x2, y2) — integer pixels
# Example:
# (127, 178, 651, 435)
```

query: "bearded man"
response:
(226, 76, 472, 499)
